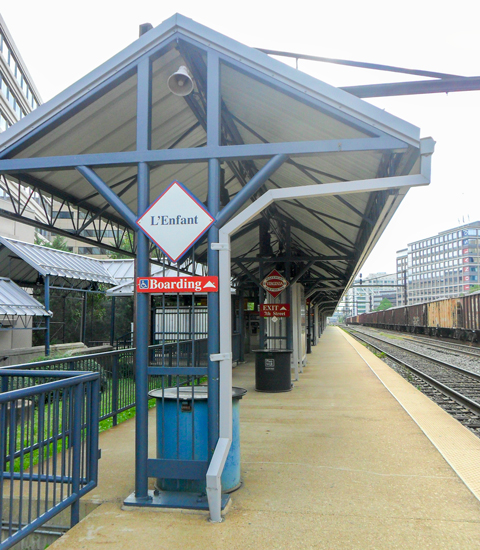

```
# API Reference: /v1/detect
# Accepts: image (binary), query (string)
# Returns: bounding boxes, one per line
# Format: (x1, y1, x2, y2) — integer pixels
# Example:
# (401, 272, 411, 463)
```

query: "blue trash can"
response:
(148, 386, 247, 493)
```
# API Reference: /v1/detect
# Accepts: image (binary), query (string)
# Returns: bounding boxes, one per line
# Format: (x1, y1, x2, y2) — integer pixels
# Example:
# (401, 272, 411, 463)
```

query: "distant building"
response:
(0, 13, 45, 242)
(396, 221, 480, 305)
(0, 14, 115, 258)
(0, 14, 44, 350)
(0, 14, 40, 129)
(334, 271, 397, 319)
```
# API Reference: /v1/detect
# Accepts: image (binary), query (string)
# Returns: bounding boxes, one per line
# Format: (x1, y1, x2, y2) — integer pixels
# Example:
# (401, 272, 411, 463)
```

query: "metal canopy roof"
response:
(0, 237, 117, 288)
(0, 277, 49, 317)
(0, 13, 430, 312)
(100, 259, 190, 283)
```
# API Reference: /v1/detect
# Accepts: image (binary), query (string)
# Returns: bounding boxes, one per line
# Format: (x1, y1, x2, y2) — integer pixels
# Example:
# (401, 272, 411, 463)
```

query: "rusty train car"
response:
(347, 292, 480, 342)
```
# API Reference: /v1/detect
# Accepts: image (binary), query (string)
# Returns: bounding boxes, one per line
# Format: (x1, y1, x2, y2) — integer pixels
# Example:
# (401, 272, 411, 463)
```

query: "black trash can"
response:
(254, 349, 292, 392)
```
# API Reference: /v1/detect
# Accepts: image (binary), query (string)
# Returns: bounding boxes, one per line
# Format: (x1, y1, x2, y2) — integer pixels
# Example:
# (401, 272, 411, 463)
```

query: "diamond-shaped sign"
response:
(261, 269, 289, 298)
(136, 181, 215, 263)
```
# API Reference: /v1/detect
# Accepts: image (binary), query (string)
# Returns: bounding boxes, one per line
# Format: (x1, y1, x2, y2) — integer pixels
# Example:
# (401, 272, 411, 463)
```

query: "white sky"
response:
(2, 0, 480, 276)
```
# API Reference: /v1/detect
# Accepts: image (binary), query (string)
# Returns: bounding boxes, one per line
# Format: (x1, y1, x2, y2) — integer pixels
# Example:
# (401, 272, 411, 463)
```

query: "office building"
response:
(396, 221, 480, 305)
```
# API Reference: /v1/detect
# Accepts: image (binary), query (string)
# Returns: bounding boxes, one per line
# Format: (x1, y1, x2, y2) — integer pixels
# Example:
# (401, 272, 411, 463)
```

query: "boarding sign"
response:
(259, 304, 290, 318)
(261, 269, 289, 298)
(136, 276, 218, 293)
(136, 181, 215, 263)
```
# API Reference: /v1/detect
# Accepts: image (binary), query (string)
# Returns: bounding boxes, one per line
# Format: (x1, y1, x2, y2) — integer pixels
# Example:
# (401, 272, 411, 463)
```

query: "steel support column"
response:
(207, 51, 221, 462)
(110, 296, 116, 347)
(307, 301, 312, 354)
(238, 288, 245, 363)
(134, 55, 152, 502)
(285, 226, 293, 357)
(134, 163, 150, 501)
(81, 290, 87, 345)
(44, 274, 50, 356)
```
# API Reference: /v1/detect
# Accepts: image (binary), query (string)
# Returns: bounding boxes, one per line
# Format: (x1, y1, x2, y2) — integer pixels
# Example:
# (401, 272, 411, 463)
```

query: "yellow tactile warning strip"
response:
(340, 327, 480, 502)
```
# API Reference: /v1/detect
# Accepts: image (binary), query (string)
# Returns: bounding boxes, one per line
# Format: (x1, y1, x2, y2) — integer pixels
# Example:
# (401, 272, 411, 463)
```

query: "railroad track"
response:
(345, 327, 480, 435)
(374, 329, 480, 358)
(346, 325, 480, 358)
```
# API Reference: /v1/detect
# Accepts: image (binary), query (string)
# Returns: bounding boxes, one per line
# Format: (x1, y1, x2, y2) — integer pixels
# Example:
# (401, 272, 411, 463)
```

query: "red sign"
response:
(137, 276, 218, 293)
(261, 269, 289, 298)
(259, 304, 291, 317)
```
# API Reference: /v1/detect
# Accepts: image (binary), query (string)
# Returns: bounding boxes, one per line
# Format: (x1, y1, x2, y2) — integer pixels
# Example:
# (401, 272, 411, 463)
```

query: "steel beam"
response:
(342, 75, 480, 98)
(76, 166, 138, 229)
(215, 154, 287, 228)
(256, 49, 461, 80)
(221, 173, 431, 237)
(0, 136, 408, 173)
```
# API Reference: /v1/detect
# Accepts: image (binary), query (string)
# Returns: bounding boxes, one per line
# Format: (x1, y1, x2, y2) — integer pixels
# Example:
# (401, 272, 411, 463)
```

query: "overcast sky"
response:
(2, 1, 479, 276)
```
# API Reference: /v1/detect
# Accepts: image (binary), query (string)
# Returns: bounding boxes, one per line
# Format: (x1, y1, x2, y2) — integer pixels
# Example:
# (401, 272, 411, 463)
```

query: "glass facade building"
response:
(0, 14, 40, 130)
(396, 221, 480, 305)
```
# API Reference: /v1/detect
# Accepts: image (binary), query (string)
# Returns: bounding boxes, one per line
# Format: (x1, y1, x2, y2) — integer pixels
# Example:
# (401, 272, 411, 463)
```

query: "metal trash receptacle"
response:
(254, 349, 292, 392)
(148, 386, 247, 493)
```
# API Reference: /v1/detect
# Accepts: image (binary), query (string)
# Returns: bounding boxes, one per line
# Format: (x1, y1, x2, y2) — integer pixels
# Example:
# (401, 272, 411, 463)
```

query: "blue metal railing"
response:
(0, 334, 238, 546)
(0, 340, 210, 426)
(0, 369, 100, 550)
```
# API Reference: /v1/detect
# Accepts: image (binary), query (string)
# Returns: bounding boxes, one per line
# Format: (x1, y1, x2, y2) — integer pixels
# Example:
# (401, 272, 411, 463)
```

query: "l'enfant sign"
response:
(136, 181, 215, 263)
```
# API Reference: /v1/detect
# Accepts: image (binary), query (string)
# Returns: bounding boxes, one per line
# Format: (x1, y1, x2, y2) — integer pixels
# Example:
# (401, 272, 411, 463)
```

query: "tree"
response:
(468, 285, 480, 294)
(34, 233, 71, 252)
(108, 237, 135, 259)
(375, 298, 392, 311)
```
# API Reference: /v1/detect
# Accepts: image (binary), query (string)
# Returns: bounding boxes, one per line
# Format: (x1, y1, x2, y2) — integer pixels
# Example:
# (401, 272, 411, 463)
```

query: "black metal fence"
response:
(0, 369, 100, 550)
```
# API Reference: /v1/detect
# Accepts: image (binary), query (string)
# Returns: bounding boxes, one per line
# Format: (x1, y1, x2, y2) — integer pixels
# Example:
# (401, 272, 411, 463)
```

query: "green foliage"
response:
(108, 237, 134, 259)
(34, 233, 71, 252)
(375, 297, 393, 311)
(468, 285, 480, 294)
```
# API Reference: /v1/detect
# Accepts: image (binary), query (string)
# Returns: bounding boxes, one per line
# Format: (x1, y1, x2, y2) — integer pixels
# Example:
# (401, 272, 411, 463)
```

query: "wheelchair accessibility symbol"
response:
(138, 279, 149, 290)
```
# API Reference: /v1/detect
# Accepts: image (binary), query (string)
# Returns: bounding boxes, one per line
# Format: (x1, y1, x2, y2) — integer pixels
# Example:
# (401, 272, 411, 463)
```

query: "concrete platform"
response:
(49, 327, 480, 549)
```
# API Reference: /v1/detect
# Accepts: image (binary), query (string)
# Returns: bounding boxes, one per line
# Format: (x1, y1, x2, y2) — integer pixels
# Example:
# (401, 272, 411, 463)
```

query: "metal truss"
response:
(0, 314, 46, 330)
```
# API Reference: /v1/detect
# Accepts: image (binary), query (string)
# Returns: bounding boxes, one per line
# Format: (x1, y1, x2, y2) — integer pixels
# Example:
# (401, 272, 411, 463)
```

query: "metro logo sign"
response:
(261, 269, 289, 298)
(259, 304, 290, 318)
(137, 276, 218, 293)
(136, 181, 215, 263)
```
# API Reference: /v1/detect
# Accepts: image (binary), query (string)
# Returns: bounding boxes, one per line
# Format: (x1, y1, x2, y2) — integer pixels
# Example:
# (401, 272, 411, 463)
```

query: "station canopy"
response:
(0, 237, 117, 288)
(0, 277, 49, 317)
(0, 14, 428, 313)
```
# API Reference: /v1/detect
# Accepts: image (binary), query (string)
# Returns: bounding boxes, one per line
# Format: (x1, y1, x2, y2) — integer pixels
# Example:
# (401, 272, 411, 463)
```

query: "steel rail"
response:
(348, 327, 480, 379)
(395, 333, 480, 358)
(346, 329, 480, 417)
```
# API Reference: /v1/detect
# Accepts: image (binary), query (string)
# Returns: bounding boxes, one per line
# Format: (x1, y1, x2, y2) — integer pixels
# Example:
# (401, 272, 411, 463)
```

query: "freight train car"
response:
(346, 292, 480, 342)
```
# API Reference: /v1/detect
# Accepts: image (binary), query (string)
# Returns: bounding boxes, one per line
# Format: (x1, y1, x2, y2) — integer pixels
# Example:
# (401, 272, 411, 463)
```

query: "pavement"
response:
(49, 327, 480, 549)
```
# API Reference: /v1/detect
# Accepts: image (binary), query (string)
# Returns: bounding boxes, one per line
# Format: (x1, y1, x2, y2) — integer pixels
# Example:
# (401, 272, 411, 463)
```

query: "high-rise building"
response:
(0, 14, 40, 129)
(0, 13, 45, 241)
(0, 14, 114, 257)
(396, 221, 480, 305)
